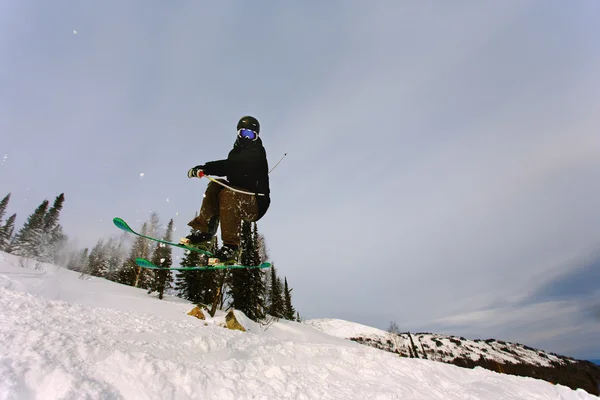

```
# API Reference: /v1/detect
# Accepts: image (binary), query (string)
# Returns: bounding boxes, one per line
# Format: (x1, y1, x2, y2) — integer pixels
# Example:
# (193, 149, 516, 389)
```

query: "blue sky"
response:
(2, 1, 600, 359)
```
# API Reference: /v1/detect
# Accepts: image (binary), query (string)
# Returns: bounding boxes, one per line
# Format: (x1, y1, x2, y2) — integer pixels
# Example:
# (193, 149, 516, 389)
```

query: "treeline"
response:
(450, 356, 600, 396)
(75, 212, 299, 322)
(0, 192, 299, 323)
(0, 193, 68, 265)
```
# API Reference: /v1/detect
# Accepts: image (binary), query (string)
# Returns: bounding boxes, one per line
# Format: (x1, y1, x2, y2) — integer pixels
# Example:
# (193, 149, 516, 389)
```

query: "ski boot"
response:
(180, 231, 212, 252)
(209, 244, 239, 266)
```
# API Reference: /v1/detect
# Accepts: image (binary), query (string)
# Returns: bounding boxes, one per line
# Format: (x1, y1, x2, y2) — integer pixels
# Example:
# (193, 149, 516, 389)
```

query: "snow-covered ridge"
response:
(305, 318, 572, 367)
(0, 252, 597, 399)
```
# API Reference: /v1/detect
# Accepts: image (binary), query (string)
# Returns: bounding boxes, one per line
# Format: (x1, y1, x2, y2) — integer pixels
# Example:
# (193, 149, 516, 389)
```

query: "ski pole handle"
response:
(187, 166, 205, 179)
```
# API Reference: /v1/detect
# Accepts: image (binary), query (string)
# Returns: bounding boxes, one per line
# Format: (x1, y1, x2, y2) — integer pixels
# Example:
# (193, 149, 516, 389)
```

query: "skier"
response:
(180, 116, 270, 265)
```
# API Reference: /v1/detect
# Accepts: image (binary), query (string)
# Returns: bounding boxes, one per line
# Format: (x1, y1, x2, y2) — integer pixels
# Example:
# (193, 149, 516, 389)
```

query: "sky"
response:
(1, 1, 600, 359)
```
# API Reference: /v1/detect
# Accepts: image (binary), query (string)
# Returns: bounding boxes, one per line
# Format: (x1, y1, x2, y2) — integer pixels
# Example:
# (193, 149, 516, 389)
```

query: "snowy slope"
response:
(305, 318, 572, 367)
(0, 252, 596, 400)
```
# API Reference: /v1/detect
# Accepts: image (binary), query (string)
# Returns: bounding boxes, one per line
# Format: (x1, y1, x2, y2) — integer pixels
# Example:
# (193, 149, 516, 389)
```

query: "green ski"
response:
(113, 217, 214, 257)
(135, 257, 271, 271)
(114, 217, 272, 270)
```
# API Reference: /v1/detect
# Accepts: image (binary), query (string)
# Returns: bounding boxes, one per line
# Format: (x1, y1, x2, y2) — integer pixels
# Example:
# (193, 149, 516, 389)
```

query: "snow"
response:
(304, 318, 390, 339)
(0, 252, 596, 399)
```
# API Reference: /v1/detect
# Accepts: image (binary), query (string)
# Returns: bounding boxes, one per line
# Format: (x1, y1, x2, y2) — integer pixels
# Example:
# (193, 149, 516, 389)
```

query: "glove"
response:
(187, 165, 205, 179)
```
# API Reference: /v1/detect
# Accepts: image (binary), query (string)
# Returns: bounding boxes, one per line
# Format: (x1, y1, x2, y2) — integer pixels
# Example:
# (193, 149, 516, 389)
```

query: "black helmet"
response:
(237, 115, 260, 134)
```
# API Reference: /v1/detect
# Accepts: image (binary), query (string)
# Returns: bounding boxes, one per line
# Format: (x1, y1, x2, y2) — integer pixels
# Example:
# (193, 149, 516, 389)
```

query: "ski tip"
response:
(113, 217, 132, 232)
(135, 258, 156, 268)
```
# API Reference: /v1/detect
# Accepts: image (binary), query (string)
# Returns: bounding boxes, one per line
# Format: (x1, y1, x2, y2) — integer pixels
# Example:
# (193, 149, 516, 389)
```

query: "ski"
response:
(113, 217, 214, 257)
(114, 217, 272, 270)
(135, 257, 271, 271)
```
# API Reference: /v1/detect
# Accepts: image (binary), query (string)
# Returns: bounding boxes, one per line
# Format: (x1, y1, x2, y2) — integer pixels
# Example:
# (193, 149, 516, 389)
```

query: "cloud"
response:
(2, 0, 600, 359)
(424, 249, 600, 358)
(529, 251, 600, 303)
(426, 297, 600, 358)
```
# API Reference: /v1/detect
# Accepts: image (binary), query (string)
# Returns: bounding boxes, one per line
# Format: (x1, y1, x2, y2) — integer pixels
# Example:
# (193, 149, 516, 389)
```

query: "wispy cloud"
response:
(427, 250, 600, 356)
(2, 1, 600, 359)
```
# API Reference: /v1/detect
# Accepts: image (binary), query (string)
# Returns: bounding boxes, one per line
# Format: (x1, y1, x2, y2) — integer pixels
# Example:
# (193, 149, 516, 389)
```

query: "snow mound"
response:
(230, 309, 264, 332)
(0, 252, 596, 400)
(304, 318, 390, 339)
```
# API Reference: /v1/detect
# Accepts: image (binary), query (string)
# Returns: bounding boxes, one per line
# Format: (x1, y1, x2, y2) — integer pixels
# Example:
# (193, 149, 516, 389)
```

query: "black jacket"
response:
(202, 137, 270, 220)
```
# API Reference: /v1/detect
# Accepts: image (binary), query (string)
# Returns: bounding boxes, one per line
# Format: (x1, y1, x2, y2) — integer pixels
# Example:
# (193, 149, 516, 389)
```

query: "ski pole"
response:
(269, 152, 287, 175)
(196, 171, 266, 196)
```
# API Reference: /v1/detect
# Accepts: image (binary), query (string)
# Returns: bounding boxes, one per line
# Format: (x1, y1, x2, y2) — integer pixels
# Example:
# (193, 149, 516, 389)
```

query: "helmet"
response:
(237, 116, 260, 134)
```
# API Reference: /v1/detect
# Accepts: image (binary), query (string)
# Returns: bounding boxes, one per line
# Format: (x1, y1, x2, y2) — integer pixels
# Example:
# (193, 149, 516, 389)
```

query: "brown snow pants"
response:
(187, 179, 259, 247)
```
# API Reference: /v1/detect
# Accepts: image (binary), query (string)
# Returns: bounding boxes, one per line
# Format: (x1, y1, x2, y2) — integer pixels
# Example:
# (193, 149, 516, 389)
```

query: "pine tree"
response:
(175, 230, 220, 306)
(105, 233, 127, 281)
(200, 237, 222, 306)
(228, 221, 266, 321)
(0, 193, 10, 223)
(251, 223, 261, 266)
(175, 247, 204, 302)
(46, 225, 68, 263)
(32, 193, 67, 263)
(42, 193, 64, 233)
(145, 212, 161, 259)
(86, 239, 112, 277)
(268, 265, 284, 318)
(148, 219, 174, 300)
(208, 239, 229, 317)
(210, 271, 228, 317)
(263, 261, 273, 309)
(67, 248, 89, 271)
(0, 213, 16, 251)
(7, 199, 49, 259)
(116, 222, 151, 287)
(147, 211, 161, 237)
(255, 225, 269, 263)
(80, 248, 90, 272)
(136, 214, 161, 288)
(283, 277, 296, 320)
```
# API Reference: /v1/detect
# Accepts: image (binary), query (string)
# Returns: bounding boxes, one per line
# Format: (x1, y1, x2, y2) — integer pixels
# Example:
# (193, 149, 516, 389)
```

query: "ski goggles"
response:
(238, 128, 258, 141)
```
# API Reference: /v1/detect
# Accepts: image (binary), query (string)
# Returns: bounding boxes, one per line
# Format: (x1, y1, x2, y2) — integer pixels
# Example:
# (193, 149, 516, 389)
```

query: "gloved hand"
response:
(187, 165, 205, 179)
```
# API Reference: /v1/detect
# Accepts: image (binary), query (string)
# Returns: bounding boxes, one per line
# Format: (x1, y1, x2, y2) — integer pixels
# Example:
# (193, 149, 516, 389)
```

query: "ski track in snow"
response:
(0, 253, 596, 400)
